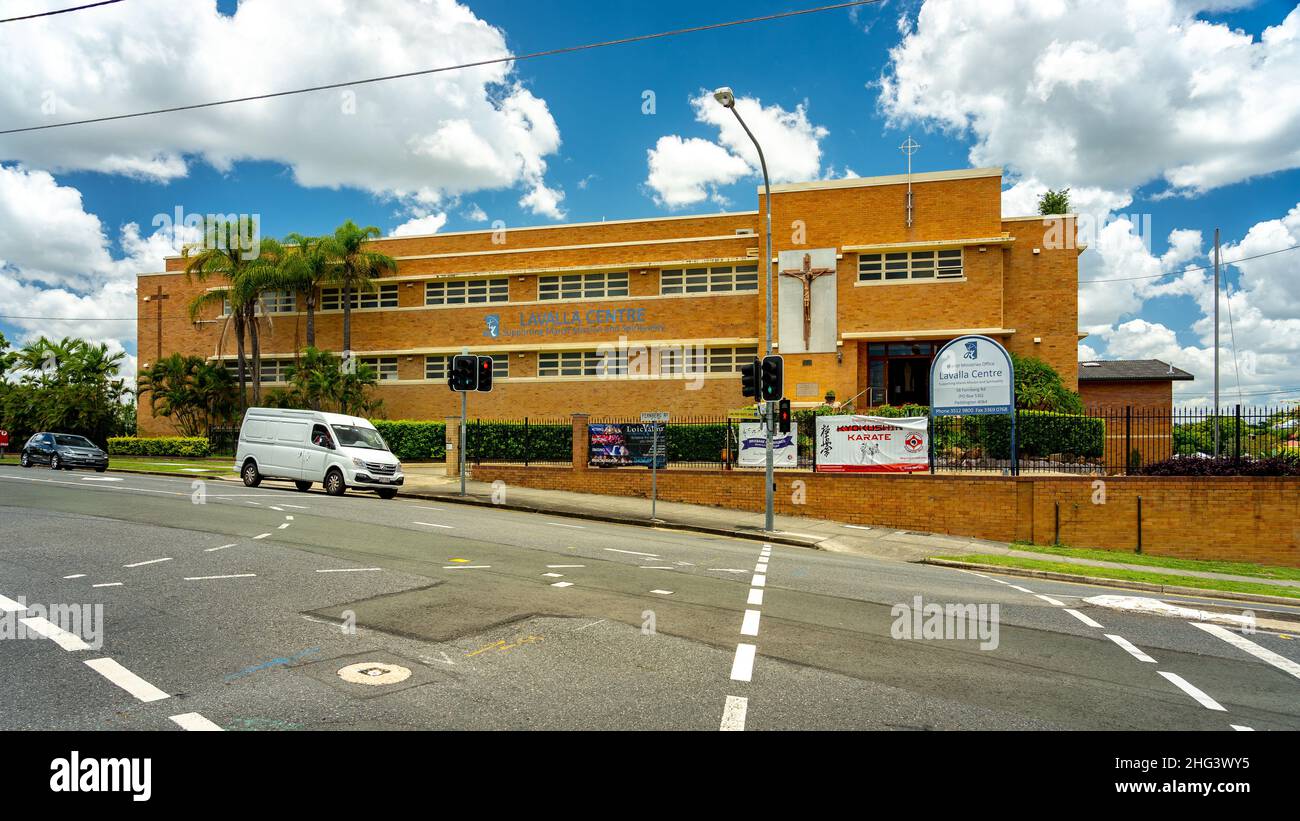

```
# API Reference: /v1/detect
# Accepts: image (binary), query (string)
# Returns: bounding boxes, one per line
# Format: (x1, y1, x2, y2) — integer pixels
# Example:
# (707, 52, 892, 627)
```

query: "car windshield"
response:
(54, 435, 96, 448)
(330, 424, 388, 451)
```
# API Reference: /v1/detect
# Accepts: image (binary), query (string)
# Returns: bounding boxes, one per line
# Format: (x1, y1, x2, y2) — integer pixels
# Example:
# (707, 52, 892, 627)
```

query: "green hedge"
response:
(373, 420, 446, 461)
(107, 436, 212, 457)
(666, 424, 731, 462)
(465, 421, 572, 462)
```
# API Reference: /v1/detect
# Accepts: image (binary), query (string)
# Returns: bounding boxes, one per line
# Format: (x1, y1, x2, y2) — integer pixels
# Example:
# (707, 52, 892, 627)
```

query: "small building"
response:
(1077, 359, 1195, 411)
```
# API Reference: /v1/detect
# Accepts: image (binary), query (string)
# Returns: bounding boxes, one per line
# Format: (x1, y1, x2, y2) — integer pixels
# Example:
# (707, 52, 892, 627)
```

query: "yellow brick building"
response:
(135, 166, 1081, 435)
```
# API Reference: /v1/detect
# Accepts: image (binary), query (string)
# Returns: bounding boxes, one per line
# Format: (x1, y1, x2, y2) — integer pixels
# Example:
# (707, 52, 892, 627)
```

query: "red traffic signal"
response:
(476, 355, 494, 392)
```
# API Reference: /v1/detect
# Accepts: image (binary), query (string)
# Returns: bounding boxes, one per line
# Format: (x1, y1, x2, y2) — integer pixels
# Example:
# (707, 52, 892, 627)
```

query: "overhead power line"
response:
(1080, 243, 1300, 284)
(0, 0, 124, 24)
(0, 0, 883, 135)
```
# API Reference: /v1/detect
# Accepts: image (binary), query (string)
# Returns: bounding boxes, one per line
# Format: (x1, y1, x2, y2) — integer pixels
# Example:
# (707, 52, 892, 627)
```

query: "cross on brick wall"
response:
(779, 252, 835, 351)
(147, 284, 169, 362)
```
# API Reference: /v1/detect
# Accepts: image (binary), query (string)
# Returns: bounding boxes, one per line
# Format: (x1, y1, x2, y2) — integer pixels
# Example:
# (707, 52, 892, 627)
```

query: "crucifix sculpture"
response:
(780, 252, 835, 351)
(148, 284, 169, 361)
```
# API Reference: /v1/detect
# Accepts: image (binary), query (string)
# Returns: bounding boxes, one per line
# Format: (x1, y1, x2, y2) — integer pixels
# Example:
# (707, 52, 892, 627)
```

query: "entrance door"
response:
(864, 342, 938, 407)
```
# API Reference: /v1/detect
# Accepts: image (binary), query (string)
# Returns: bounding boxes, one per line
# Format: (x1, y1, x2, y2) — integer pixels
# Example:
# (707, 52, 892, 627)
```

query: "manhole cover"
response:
(337, 662, 411, 686)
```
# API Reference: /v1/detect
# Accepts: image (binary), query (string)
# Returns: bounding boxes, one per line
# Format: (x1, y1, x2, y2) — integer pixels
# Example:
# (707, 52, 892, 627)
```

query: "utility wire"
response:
(1080, 243, 1300, 284)
(0, 0, 883, 135)
(0, 1, 124, 24)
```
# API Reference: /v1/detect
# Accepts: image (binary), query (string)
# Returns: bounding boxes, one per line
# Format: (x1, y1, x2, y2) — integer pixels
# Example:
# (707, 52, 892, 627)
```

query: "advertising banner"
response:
(814, 415, 929, 473)
(589, 423, 666, 468)
(737, 422, 798, 467)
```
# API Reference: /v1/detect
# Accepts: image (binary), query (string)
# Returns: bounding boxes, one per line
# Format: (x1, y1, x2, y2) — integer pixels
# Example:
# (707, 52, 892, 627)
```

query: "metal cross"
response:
(779, 252, 835, 351)
(900, 136, 920, 227)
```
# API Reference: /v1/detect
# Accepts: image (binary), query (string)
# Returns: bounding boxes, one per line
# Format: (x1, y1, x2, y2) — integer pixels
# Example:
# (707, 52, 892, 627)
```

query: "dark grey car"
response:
(20, 433, 109, 472)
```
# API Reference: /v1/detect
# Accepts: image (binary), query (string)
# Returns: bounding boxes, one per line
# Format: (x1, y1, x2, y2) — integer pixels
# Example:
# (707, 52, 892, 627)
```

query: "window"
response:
(537, 350, 619, 377)
(425, 278, 508, 306)
(706, 346, 759, 373)
(359, 356, 399, 381)
(858, 249, 962, 282)
(258, 289, 296, 313)
(424, 355, 508, 380)
(660, 264, 759, 295)
(538, 346, 756, 378)
(320, 284, 399, 310)
(537, 271, 629, 300)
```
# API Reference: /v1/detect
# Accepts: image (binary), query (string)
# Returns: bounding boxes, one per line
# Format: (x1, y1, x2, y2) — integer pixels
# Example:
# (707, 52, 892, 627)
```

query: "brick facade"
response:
(137, 166, 1083, 434)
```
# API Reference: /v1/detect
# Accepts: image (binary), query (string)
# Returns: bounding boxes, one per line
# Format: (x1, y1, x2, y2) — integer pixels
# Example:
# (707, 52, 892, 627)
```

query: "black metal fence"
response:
(464, 417, 573, 466)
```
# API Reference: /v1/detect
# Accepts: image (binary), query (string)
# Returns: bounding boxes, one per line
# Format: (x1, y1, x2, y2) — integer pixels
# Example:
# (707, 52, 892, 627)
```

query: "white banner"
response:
(814, 415, 929, 473)
(738, 422, 797, 467)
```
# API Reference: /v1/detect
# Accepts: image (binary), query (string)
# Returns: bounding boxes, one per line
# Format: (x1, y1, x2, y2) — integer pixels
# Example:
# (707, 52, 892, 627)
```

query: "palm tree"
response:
(325, 221, 397, 355)
(184, 236, 286, 409)
(281, 232, 335, 350)
(138, 353, 236, 438)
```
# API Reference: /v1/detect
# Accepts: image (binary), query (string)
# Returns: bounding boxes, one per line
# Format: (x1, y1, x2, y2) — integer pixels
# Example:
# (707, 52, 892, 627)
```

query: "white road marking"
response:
(1192, 622, 1300, 681)
(708, 569, 749, 573)
(280, 504, 309, 510)
(205, 543, 238, 553)
(278, 523, 290, 529)
(170, 712, 223, 731)
(285, 515, 294, 521)
(843, 524, 871, 530)
(315, 568, 382, 573)
(92, 583, 123, 588)
(442, 565, 490, 570)
(63, 574, 86, 580)
(740, 609, 762, 637)
(547, 522, 585, 529)
(755, 563, 768, 573)
(1064, 609, 1103, 628)
(719, 695, 748, 731)
(183, 574, 256, 581)
(747, 588, 764, 606)
(252, 533, 271, 540)
(650, 589, 673, 595)
(1105, 634, 1157, 663)
(639, 565, 674, 570)
(546, 565, 585, 568)
(605, 548, 659, 558)
(80, 477, 124, 482)
(0, 594, 29, 613)
(1231, 725, 1255, 731)
(1158, 671, 1226, 711)
(551, 581, 574, 588)
(1009, 584, 1034, 593)
(413, 521, 454, 529)
(730, 643, 756, 682)
(752, 574, 766, 588)
(84, 658, 169, 702)
(269, 506, 284, 512)
(123, 557, 173, 568)
(1035, 594, 1065, 606)
(411, 505, 445, 511)
(542, 573, 564, 578)
(19, 616, 90, 651)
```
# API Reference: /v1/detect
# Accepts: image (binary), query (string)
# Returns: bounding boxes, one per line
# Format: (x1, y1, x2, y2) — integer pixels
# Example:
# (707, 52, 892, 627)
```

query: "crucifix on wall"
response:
(146, 284, 169, 361)
(780, 252, 835, 352)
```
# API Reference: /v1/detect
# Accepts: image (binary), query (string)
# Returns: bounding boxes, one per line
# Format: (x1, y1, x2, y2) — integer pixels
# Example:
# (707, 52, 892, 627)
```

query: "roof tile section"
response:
(1078, 359, 1195, 382)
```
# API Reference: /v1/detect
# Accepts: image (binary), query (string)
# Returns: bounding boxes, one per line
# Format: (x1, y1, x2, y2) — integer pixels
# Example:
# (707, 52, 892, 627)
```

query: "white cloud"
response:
(0, 0, 565, 216)
(883, 1, 1300, 203)
(644, 92, 829, 208)
(390, 213, 449, 237)
(462, 204, 488, 222)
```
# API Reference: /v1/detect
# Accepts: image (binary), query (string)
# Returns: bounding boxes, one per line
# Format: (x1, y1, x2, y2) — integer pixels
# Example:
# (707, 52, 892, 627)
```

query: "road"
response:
(1, 463, 1298, 731)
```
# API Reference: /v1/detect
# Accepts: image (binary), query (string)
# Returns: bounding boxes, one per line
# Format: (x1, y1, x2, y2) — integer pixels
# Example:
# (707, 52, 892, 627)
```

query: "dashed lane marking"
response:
(1192, 622, 1300, 682)
(747, 589, 764, 606)
(269, 506, 284, 512)
(1231, 725, 1255, 731)
(170, 712, 223, 731)
(278, 523, 291, 530)
(650, 589, 673, 595)
(0, 594, 30, 612)
(205, 544, 238, 553)
(730, 644, 756, 682)
(84, 658, 169, 703)
(1009, 584, 1034, 594)
(1158, 671, 1226, 712)
(640, 566, 674, 570)
(19, 616, 90, 651)
(547, 565, 585, 568)
(720, 695, 748, 731)
(547, 522, 586, 529)
(1105, 634, 1157, 663)
(442, 565, 490, 570)
(92, 583, 122, 588)
(252, 533, 271, 540)
(63, 574, 86, 580)
(184, 574, 256, 581)
(315, 568, 382, 573)
(550, 581, 574, 588)
(605, 548, 659, 558)
(1035, 594, 1065, 606)
(413, 521, 454, 529)
(123, 557, 173, 568)
(542, 573, 564, 578)
(1064, 609, 1103, 628)
(740, 609, 762, 637)
(751, 574, 766, 588)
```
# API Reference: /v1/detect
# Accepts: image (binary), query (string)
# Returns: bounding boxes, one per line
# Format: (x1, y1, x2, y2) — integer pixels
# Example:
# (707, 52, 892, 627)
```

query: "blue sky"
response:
(2, 0, 1299, 405)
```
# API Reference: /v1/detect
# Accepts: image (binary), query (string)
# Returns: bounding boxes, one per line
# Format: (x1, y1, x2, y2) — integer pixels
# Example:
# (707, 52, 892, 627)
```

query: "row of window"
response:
(217, 252, 966, 318)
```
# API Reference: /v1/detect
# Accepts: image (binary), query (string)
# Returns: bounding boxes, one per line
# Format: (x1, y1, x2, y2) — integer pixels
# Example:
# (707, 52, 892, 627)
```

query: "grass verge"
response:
(942, 554, 1300, 600)
(1009, 542, 1300, 582)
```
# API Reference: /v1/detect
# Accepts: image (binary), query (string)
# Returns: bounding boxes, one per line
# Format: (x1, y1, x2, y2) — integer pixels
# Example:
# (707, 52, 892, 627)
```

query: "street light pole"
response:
(715, 87, 775, 532)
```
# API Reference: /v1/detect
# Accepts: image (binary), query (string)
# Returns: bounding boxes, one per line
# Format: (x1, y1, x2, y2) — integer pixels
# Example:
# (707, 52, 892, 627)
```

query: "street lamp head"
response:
(712, 87, 736, 108)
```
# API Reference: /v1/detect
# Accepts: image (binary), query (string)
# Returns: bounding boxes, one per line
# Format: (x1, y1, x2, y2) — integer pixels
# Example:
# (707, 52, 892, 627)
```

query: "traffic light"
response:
(449, 354, 477, 391)
(777, 398, 792, 433)
(740, 357, 761, 399)
(760, 355, 784, 401)
(476, 355, 494, 392)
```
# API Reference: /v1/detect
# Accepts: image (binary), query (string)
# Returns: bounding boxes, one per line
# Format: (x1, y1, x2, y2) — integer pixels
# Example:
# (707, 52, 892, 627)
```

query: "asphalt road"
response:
(1, 463, 1297, 731)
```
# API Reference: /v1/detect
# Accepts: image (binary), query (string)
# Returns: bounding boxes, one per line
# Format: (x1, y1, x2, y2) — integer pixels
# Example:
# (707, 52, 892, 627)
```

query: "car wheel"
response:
(324, 468, 346, 496)
(95, 466, 107, 473)
(376, 488, 397, 500)
(294, 480, 312, 492)
(241, 460, 262, 488)
(50, 454, 62, 471)
(20, 452, 31, 468)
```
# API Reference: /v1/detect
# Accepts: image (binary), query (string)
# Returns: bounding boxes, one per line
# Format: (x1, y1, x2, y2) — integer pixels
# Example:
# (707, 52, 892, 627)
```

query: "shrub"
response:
(107, 436, 212, 457)
(465, 420, 571, 462)
(1134, 455, 1300, 477)
(372, 420, 446, 461)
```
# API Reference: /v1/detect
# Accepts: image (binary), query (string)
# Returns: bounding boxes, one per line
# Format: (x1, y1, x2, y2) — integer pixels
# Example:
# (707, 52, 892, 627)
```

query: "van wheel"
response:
(241, 460, 262, 487)
(294, 480, 312, 492)
(324, 469, 346, 496)
(376, 488, 397, 500)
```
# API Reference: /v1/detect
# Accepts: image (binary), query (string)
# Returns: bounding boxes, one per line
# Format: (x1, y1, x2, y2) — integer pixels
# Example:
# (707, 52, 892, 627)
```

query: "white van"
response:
(234, 408, 404, 499)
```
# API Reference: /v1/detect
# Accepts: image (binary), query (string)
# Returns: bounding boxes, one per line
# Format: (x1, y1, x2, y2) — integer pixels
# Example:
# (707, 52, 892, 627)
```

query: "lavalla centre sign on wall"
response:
(930, 335, 1015, 416)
